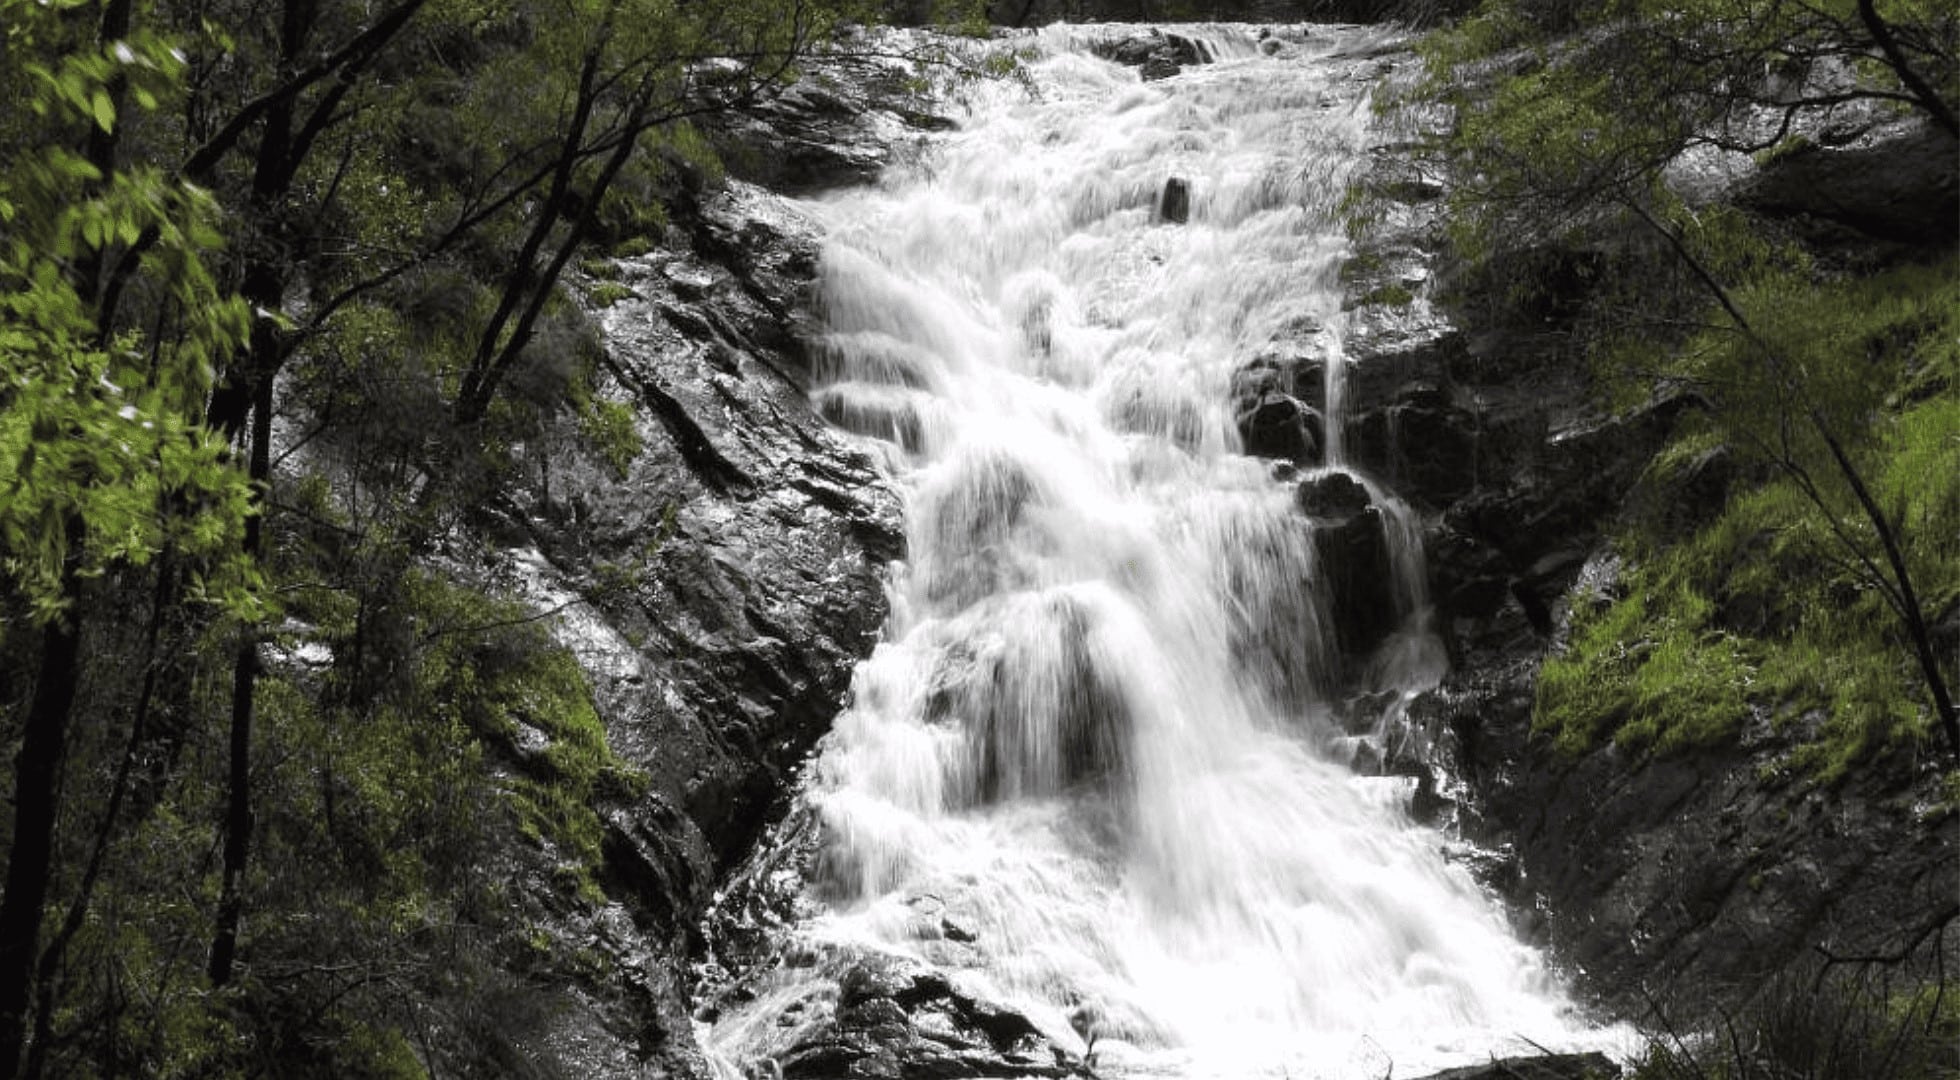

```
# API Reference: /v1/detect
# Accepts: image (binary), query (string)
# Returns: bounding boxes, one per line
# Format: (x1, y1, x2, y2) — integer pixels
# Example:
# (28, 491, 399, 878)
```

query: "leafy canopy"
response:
(0, 2, 260, 630)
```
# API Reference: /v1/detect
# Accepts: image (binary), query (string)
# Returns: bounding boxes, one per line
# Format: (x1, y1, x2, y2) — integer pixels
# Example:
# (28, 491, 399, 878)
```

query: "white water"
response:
(709, 25, 1618, 1079)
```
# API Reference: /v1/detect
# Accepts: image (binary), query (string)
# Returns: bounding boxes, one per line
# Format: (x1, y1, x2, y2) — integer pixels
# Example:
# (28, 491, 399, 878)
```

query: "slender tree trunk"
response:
(453, 2, 623, 424)
(1858, 0, 1960, 137)
(1809, 416, 1960, 756)
(0, 555, 85, 1080)
(209, 0, 315, 984)
(209, 375, 274, 988)
(24, 560, 177, 1080)
(461, 90, 652, 425)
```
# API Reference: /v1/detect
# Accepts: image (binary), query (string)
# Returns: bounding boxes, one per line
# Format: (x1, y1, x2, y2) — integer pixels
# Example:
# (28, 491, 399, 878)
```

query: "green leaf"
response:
(89, 89, 116, 132)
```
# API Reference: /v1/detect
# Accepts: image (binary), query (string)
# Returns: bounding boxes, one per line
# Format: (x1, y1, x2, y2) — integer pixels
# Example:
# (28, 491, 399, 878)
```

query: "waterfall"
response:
(706, 24, 1620, 1079)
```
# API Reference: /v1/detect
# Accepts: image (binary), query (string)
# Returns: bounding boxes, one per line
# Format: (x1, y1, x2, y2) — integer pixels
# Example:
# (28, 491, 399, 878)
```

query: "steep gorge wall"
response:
(1338, 98, 1958, 1015)
(443, 55, 972, 1075)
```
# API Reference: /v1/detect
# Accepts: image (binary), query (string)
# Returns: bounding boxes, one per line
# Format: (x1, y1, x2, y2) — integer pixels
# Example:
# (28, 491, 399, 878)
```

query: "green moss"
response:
(578, 256, 622, 280)
(497, 644, 647, 901)
(610, 235, 657, 258)
(1533, 258, 1960, 777)
(577, 395, 642, 479)
(1751, 133, 1813, 166)
(341, 1024, 430, 1080)
(1360, 283, 1418, 307)
(587, 281, 638, 308)
(1338, 250, 1386, 284)
(1535, 566, 1755, 756)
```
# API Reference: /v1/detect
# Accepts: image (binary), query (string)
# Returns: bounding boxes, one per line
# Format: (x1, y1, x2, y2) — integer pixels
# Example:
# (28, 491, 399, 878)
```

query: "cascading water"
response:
(706, 24, 1620, 1078)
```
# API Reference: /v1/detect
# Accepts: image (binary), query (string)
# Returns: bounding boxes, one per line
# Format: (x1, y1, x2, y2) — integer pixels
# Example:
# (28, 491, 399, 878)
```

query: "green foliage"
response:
(1407, 0, 1960, 772)
(1404, 0, 1958, 297)
(1419, 0, 1958, 169)
(0, 0, 968, 1067)
(273, 558, 642, 893)
(1534, 259, 1960, 776)
(341, 1024, 431, 1080)
(587, 280, 640, 308)
(577, 392, 644, 480)
(1629, 966, 1960, 1080)
(0, 6, 260, 630)
(1537, 558, 1757, 756)
(1359, 282, 1417, 308)
(391, 573, 647, 896)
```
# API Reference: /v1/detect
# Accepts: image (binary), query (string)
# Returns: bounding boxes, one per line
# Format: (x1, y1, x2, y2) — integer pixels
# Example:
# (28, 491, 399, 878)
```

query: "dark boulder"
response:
(1428, 639, 1960, 1019)
(703, 42, 958, 195)
(1090, 29, 1214, 81)
(1297, 469, 1372, 519)
(1236, 390, 1322, 464)
(1740, 118, 1958, 246)
(1298, 471, 1399, 656)
(1412, 1052, 1620, 1080)
(1159, 175, 1191, 223)
(1232, 352, 1326, 415)
(499, 182, 904, 1075)
(754, 953, 1068, 1080)
(1347, 380, 1480, 508)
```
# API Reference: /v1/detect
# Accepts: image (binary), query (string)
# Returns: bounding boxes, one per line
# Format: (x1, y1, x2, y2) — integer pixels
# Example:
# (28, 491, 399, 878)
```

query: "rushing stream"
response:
(707, 23, 1620, 1079)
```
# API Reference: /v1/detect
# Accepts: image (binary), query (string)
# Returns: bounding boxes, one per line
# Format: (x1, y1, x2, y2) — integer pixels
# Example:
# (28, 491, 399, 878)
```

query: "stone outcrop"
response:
(1416, 661, 1960, 1017)
(1738, 118, 1958, 248)
(512, 27, 1957, 1077)
(767, 956, 1069, 1080)
(499, 42, 988, 1076)
(1158, 175, 1192, 223)
(1298, 470, 1399, 656)
(1412, 1053, 1620, 1080)
(1339, 49, 1960, 1023)
(1230, 336, 1327, 467)
(702, 33, 960, 195)
(694, 823, 1086, 1080)
(1089, 28, 1216, 80)
(485, 182, 903, 1075)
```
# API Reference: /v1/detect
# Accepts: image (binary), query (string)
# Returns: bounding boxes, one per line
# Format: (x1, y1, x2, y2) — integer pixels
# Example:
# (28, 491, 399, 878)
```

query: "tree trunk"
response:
(24, 560, 178, 1080)
(1857, 0, 1959, 138)
(209, 373, 274, 988)
(1809, 416, 1960, 757)
(0, 559, 84, 1080)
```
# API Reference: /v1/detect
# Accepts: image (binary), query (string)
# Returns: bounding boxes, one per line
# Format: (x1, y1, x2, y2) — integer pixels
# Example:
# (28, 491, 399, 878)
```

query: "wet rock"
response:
(760, 953, 1067, 1080)
(1236, 390, 1321, 464)
(703, 35, 959, 195)
(840, 997, 911, 1038)
(1090, 29, 1214, 81)
(1740, 118, 1958, 246)
(934, 592, 1131, 803)
(1296, 470, 1372, 519)
(1232, 352, 1326, 416)
(499, 180, 903, 1075)
(816, 385, 927, 452)
(1337, 48, 1960, 1037)
(841, 961, 919, 1008)
(1158, 175, 1191, 223)
(1297, 471, 1398, 656)
(1418, 620, 1960, 1019)
(1412, 1051, 1620, 1080)
(1347, 380, 1479, 506)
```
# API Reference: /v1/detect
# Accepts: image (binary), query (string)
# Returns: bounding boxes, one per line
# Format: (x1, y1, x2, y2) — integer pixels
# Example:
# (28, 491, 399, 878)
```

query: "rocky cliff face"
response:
(473, 182, 897, 1075)
(451, 48, 975, 1076)
(1334, 97, 1959, 1016)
